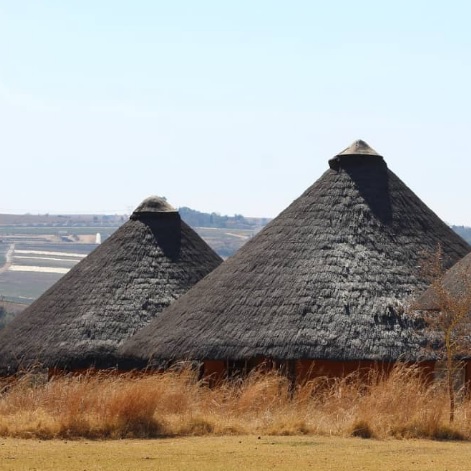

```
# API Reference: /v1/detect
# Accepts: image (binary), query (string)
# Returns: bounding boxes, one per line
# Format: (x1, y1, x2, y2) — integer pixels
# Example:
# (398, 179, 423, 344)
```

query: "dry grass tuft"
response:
(1, 363, 471, 440)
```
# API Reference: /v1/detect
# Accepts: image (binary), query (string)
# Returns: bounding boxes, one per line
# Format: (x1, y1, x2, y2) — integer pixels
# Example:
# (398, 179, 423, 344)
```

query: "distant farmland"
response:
(0, 243, 95, 304)
(0, 214, 122, 306)
(0, 212, 266, 308)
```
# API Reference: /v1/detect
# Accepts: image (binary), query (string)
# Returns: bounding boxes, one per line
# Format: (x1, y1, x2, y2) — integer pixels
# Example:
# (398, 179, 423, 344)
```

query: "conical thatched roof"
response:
(121, 141, 471, 365)
(415, 252, 471, 311)
(0, 196, 222, 373)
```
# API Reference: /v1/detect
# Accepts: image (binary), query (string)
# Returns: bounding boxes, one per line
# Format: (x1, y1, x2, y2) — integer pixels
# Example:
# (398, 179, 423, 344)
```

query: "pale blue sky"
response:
(1, 1, 471, 223)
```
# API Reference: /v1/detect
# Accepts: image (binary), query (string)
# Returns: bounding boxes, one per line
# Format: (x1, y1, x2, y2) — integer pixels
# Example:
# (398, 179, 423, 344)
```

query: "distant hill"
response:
(0, 209, 270, 231)
(451, 226, 471, 245)
(0, 213, 126, 226)
(178, 207, 270, 230)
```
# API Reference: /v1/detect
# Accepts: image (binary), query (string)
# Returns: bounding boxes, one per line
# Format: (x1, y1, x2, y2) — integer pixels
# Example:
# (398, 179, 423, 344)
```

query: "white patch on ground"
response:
(14, 250, 86, 258)
(0, 243, 15, 273)
(9, 265, 70, 274)
(13, 256, 82, 262)
(224, 232, 250, 239)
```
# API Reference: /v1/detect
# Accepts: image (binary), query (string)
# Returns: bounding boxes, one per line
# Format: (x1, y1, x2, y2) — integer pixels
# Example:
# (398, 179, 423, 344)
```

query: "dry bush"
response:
(0, 363, 470, 440)
(0, 371, 165, 438)
(352, 365, 442, 438)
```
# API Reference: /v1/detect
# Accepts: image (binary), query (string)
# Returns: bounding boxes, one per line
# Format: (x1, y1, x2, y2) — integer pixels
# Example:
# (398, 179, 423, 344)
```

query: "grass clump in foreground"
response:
(0, 364, 471, 440)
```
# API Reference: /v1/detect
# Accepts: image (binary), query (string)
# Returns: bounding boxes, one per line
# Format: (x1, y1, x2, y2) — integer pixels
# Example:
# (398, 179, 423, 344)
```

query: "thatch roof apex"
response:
(132, 196, 176, 217)
(329, 139, 383, 169)
(337, 139, 381, 157)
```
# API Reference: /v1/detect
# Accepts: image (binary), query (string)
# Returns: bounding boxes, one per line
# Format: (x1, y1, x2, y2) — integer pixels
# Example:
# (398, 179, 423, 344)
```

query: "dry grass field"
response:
(2, 436, 471, 471)
(1, 364, 471, 441)
(3, 365, 471, 469)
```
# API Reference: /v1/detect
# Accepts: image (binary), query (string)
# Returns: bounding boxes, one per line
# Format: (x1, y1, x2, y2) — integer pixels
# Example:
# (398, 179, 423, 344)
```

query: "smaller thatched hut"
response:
(414, 251, 471, 384)
(415, 252, 471, 311)
(0, 196, 222, 374)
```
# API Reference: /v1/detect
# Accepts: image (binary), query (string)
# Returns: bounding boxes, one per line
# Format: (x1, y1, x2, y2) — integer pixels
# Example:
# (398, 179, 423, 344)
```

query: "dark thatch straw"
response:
(120, 141, 471, 365)
(0, 196, 222, 373)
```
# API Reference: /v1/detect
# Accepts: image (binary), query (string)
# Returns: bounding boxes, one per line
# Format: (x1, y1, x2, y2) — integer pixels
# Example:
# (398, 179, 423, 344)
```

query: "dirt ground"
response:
(1, 435, 471, 471)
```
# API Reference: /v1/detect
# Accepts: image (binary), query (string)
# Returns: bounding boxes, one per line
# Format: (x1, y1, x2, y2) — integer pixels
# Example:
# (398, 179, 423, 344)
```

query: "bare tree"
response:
(413, 244, 471, 422)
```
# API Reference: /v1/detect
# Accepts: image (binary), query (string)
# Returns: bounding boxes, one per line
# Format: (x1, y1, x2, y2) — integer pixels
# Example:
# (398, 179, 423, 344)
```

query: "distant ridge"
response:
(0, 208, 271, 230)
(451, 226, 471, 245)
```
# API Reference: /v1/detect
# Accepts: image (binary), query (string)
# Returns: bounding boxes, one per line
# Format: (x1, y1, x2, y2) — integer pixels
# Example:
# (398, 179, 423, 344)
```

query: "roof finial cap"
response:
(336, 139, 381, 157)
(329, 139, 383, 169)
(132, 196, 177, 215)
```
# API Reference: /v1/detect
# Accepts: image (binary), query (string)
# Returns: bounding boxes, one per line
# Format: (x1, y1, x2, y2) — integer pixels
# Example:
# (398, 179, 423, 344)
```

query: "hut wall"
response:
(47, 367, 136, 379)
(465, 362, 471, 385)
(202, 358, 439, 385)
(295, 359, 393, 382)
(203, 360, 226, 383)
(419, 361, 436, 383)
(48, 367, 90, 379)
(296, 359, 436, 383)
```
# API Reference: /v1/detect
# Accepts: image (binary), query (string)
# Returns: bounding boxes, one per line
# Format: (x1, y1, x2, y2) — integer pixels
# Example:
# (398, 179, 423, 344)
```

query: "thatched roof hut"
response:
(412, 248, 471, 386)
(415, 252, 471, 311)
(0, 197, 222, 373)
(120, 141, 471, 374)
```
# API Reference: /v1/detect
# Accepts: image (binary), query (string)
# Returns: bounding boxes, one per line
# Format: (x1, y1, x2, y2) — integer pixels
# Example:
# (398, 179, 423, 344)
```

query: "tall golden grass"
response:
(0, 364, 470, 440)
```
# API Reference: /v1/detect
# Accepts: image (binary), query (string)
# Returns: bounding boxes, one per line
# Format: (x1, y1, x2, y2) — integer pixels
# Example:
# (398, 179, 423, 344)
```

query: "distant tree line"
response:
(179, 207, 256, 229)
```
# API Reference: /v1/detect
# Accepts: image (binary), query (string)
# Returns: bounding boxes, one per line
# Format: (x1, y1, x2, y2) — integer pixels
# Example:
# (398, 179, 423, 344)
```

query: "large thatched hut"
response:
(120, 140, 471, 380)
(0, 196, 222, 374)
